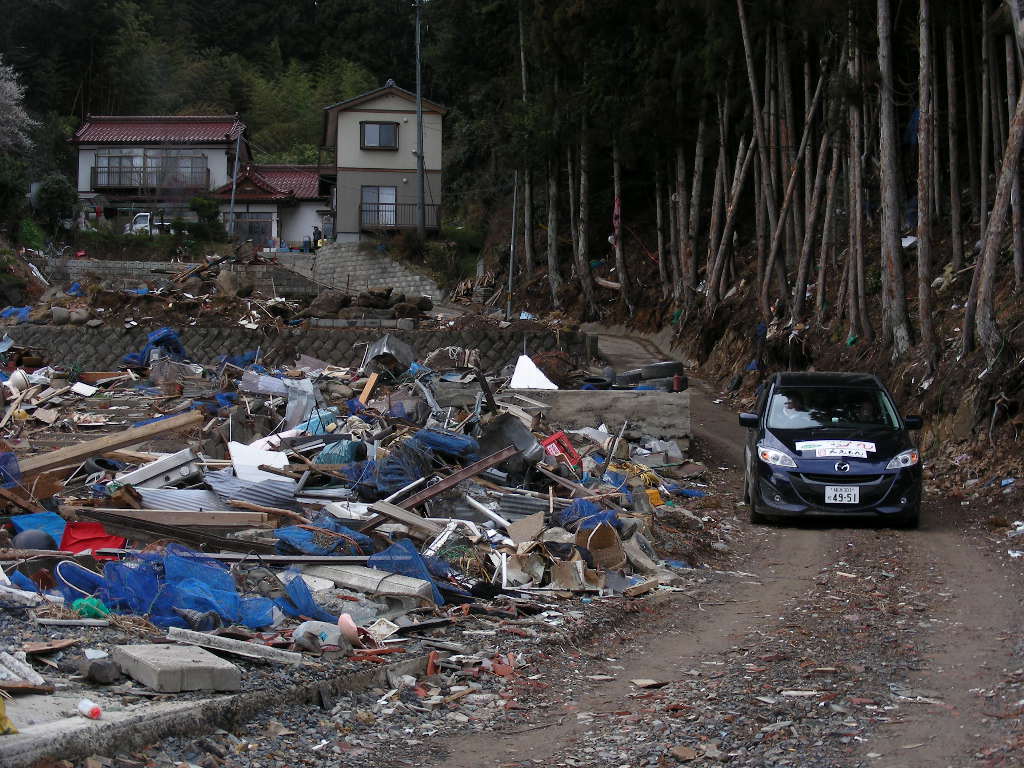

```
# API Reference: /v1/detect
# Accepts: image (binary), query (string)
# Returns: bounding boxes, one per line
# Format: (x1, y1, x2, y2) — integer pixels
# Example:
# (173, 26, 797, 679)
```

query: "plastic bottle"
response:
(77, 698, 102, 719)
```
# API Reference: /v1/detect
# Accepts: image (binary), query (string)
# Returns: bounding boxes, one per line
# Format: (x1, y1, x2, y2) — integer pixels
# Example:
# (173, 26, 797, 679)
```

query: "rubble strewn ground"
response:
(3, 306, 1024, 768)
(0, 298, 697, 767)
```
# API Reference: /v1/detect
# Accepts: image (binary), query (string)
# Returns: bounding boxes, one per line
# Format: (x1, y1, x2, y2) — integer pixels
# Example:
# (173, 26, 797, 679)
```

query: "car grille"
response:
(798, 473, 883, 484)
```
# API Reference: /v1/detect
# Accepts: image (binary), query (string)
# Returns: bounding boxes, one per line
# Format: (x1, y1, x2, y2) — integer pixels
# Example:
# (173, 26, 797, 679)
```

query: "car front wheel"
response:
(895, 504, 920, 529)
(745, 471, 769, 524)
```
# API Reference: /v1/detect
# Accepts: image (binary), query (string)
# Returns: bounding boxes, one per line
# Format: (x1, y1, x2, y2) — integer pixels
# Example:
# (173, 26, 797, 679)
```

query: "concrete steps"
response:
(279, 243, 442, 300)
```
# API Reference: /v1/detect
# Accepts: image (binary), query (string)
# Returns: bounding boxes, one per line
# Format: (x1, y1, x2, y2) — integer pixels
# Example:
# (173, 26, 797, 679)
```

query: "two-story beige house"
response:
(322, 81, 446, 241)
(71, 115, 249, 226)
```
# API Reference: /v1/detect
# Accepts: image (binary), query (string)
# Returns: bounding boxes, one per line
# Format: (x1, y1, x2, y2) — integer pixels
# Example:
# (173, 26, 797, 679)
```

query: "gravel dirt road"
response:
(413, 332, 1024, 767)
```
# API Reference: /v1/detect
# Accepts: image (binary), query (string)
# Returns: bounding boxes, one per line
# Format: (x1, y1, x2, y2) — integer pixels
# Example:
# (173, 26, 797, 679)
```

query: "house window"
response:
(360, 122, 398, 150)
(361, 186, 397, 227)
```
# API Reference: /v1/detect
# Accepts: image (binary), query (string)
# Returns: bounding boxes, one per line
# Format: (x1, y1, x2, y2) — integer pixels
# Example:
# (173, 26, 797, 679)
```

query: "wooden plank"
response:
(535, 464, 626, 513)
(399, 444, 520, 509)
(70, 507, 268, 527)
(368, 500, 444, 536)
(18, 410, 204, 477)
(0, 485, 44, 513)
(359, 445, 520, 533)
(358, 372, 379, 404)
(77, 512, 278, 552)
(94, 549, 370, 565)
(227, 500, 310, 524)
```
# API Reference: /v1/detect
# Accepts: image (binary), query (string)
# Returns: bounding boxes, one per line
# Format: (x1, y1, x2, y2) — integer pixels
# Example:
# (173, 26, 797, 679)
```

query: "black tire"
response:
(641, 361, 685, 380)
(895, 505, 920, 529)
(745, 471, 769, 524)
(616, 370, 642, 386)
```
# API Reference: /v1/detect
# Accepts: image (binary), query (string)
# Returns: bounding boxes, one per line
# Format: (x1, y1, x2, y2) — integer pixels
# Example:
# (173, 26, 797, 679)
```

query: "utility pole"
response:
(228, 117, 242, 239)
(415, 0, 426, 241)
(506, 171, 519, 320)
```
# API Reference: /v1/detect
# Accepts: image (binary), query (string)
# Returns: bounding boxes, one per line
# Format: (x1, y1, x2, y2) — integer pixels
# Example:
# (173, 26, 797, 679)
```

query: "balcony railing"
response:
(91, 167, 210, 191)
(360, 202, 440, 230)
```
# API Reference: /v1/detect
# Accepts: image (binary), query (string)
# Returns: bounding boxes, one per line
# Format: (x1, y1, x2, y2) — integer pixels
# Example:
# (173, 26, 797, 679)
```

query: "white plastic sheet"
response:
(509, 355, 558, 390)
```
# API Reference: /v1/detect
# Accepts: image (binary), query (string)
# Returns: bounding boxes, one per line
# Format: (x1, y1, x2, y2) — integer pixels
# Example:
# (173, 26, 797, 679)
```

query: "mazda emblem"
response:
(835, 461, 850, 472)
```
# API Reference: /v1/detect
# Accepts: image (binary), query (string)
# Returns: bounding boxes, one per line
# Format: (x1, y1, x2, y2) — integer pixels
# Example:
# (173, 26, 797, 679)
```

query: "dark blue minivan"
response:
(738, 372, 923, 527)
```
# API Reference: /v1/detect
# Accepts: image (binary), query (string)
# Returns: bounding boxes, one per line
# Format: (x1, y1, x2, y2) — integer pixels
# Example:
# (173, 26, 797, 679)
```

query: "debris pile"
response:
(0, 328, 715, 745)
(4, 249, 440, 330)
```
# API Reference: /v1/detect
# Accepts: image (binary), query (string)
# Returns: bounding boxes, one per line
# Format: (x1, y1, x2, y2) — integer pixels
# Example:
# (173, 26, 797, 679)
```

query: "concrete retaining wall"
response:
(513, 389, 691, 440)
(6, 326, 592, 373)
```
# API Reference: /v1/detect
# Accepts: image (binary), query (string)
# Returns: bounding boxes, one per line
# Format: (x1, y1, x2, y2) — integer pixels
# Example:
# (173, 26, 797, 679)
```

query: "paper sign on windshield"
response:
(795, 440, 876, 458)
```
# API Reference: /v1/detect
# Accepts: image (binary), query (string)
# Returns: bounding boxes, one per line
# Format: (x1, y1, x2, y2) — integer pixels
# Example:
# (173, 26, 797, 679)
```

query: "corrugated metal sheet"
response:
(497, 494, 549, 521)
(204, 468, 302, 512)
(139, 488, 222, 511)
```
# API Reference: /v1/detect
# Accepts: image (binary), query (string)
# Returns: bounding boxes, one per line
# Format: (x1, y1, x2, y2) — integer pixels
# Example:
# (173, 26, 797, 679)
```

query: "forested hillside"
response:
(2, 0, 1024, 384)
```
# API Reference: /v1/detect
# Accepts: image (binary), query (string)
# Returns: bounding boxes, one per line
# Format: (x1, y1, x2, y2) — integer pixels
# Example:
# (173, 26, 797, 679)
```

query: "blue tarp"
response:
(10, 511, 66, 545)
(369, 539, 445, 604)
(123, 327, 187, 366)
(555, 499, 621, 532)
(0, 307, 31, 324)
(54, 543, 283, 629)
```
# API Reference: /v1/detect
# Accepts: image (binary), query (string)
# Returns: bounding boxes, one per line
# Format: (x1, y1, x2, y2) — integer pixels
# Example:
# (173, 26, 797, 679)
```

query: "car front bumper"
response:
(754, 464, 922, 518)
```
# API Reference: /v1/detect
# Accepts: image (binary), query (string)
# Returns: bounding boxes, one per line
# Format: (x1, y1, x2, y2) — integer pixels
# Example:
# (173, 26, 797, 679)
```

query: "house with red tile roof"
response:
(71, 81, 444, 244)
(210, 164, 331, 248)
(71, 114, 251, 226)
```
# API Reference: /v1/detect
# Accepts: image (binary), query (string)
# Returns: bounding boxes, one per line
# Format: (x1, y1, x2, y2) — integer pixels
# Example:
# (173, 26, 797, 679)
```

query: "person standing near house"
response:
(312, 225, 322, 253)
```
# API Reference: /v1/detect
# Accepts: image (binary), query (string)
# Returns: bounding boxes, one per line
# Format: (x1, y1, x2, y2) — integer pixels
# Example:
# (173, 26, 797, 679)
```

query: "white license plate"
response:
(825, 486, 859, 504)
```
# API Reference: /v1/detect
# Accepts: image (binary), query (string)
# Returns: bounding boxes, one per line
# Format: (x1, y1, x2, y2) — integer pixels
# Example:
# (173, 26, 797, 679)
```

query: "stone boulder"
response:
(391, 302, 421, 318)
(304, 290, 351, 317)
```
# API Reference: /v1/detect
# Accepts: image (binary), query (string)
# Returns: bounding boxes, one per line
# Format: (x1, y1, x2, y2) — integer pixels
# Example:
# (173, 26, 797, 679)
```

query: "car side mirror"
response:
(903, 415, 923, 430)
(738, 412, 759, 429)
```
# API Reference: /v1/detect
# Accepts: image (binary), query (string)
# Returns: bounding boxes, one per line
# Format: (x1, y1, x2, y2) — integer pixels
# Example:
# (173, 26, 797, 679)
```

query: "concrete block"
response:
(112, 644, 240, 692)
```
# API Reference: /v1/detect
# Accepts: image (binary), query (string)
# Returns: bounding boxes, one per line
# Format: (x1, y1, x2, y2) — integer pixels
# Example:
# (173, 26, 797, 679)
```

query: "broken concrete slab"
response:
(511, 389, 691, 441)
(167, 627, 303, 665)
(112, 644, 240, 692)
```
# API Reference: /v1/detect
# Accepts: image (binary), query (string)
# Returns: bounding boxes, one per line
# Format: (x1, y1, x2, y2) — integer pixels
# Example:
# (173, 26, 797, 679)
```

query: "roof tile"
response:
(73, 115, 244, 145)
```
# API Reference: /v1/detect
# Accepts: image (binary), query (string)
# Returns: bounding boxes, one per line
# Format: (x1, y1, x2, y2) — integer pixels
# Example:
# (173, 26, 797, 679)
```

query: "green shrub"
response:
(16, 219, 45, 249)
(35, 173, 77, 228)
(189, 196, 221, 224)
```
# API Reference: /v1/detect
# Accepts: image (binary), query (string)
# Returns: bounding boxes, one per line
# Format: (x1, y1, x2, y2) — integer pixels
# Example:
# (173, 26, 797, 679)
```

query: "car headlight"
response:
(758, 444, 797, 467)
(886, 449, 920, 469)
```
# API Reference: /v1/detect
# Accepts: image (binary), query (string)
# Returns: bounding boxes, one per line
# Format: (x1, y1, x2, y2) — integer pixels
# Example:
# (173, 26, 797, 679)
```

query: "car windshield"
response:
(766, 386, 899, 430)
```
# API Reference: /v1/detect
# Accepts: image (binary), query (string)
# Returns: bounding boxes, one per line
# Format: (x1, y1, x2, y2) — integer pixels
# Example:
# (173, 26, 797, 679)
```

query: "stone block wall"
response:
(5, 326, 591, 373)
(38, 258, 322, 299)
(277, 244, 443, 301)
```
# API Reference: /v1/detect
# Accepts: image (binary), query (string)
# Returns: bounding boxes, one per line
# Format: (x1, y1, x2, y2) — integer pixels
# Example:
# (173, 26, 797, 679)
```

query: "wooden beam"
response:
(227, 499, 310, 525)
(359, 445, 520, 534)
(93, 549, 371, 565)
(18, 410, 204, 477)
(0, 485, 44, 513)
(399, 444, 520, 508)
(535, 464, 626, 513)
(367, 500, 445, 537)
(68, 507, 268, 527)
(358, 372, 380, 404)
